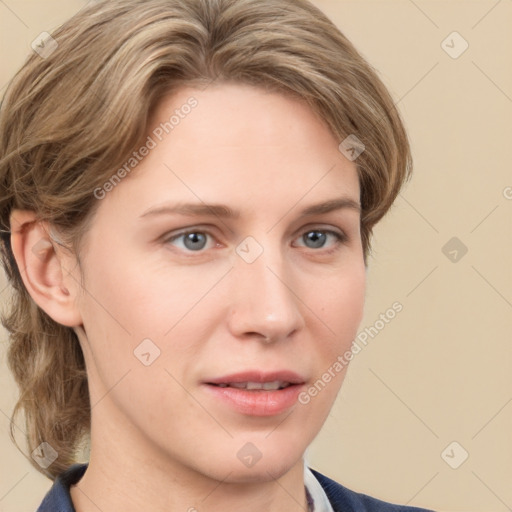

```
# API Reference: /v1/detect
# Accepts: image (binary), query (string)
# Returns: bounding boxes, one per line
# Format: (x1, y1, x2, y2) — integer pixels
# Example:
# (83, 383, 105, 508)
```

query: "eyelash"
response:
(162, 227, 348, 256)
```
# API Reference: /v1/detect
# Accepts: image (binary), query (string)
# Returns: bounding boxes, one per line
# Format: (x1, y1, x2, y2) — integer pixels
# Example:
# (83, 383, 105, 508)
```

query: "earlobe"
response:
(9, 209, 83, 327)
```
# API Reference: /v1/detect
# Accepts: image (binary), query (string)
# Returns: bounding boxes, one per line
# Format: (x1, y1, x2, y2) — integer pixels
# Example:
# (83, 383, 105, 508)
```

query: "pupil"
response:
(184, 233, 207, 250)
(305, 231, 326, 249)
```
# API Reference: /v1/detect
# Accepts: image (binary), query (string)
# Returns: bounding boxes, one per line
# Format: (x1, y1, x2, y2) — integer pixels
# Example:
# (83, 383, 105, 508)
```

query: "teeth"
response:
(262, 381, 284, 390)
(246, 382, 265, 390)
(230, 382, 248, 389)
(216, 381, 290, 390)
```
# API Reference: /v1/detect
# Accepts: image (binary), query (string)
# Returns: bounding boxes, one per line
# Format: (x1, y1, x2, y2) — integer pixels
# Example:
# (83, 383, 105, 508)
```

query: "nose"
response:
(226, 242, 305, 344)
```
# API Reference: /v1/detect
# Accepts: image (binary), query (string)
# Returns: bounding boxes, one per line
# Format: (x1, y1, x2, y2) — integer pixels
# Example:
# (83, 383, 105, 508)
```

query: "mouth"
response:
(203, 371, 306, 416)
(210, 380, 292, 391)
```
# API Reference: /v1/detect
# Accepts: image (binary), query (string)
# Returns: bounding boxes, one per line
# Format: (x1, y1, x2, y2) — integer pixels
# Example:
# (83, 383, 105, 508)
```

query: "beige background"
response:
(1, 1, 511, 511)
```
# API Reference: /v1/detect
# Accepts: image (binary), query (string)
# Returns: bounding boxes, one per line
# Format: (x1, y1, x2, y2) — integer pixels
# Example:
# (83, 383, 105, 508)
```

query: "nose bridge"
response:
(228, 236, 304, 340)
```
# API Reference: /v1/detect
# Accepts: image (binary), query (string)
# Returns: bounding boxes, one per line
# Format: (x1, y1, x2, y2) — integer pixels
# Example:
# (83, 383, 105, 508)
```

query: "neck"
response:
(70, 411, 309, 512)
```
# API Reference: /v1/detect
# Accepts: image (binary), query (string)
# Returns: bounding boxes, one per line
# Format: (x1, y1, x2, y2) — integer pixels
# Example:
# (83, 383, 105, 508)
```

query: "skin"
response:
(10, 82, 366, 512)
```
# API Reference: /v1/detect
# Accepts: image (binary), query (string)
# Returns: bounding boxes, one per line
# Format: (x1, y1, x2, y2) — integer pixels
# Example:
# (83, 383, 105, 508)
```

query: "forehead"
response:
(96, 82, 360, 222)
(150, 82, 334, 148)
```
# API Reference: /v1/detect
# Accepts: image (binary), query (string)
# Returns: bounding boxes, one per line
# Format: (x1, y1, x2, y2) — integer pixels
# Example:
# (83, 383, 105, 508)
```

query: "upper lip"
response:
(205, 370, 306, 385)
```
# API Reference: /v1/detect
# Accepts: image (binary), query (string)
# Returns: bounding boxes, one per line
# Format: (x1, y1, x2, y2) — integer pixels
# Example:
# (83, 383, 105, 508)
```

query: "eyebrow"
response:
(140, 197, 361, 220)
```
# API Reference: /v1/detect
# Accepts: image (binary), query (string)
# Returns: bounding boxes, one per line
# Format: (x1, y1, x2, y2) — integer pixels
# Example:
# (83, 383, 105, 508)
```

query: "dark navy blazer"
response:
(36, 463, 434, 512)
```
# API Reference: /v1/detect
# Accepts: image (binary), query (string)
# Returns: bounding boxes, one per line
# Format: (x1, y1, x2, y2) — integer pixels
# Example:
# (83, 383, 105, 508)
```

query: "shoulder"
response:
(310, 468, 435, 512)
(35, 463, 88, 512)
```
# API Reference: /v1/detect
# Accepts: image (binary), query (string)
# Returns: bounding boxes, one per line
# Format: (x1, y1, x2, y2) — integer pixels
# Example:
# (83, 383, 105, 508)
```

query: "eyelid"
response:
(161, 226, 220, 249)
(292, 222, 347, 239)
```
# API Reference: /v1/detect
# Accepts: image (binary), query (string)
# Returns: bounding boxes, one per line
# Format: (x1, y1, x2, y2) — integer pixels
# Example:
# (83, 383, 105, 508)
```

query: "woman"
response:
(0, 0, 434, 510)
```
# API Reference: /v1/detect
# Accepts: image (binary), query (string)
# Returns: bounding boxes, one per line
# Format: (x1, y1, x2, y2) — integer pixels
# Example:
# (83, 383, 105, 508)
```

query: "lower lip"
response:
(203, 384, 304, 416)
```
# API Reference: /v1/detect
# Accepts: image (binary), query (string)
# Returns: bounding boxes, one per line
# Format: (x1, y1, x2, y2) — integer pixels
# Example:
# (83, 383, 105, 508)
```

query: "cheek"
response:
(299, 269, 365, 417)
(77, 249, 232, 387)
(80, 246, 215, 336)
(310, 265, 366, 348)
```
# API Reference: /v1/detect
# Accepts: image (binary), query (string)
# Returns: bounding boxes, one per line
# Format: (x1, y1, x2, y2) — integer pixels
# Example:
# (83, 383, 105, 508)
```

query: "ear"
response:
(9, 209, 83, 327)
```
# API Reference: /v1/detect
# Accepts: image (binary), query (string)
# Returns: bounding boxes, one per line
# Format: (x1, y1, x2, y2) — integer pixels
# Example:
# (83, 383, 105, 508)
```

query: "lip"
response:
(206, 370, 306, 386)
(203, 370, 306, 417)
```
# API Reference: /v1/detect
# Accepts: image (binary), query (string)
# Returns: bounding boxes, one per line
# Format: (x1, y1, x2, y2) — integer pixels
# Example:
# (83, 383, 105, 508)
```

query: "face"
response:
(71, 82, 366, 482)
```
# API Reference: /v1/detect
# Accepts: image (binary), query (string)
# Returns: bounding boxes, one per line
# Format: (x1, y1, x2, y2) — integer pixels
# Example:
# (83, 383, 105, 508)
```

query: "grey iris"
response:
(304, 231, 326, 249)
(184, 233, 208, 250)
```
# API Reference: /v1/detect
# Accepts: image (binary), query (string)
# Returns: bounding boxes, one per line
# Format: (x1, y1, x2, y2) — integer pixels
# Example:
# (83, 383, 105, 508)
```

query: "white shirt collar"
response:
(304, 466, 335, 512)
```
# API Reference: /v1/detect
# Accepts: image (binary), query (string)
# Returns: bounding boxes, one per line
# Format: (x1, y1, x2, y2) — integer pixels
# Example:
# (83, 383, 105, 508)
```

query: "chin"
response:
(222, 439, 306, 484)
(220, 457, 303, 485)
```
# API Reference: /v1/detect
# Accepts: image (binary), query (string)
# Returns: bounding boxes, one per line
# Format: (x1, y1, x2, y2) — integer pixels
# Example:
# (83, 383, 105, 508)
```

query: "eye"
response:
(164, 230, 216, 252)
(294, 229, 347, 252)
(162, 227, 348, 255)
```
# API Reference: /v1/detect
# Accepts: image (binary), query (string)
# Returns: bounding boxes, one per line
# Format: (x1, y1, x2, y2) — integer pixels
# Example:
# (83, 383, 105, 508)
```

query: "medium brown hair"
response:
(0, 0, 412, 480)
